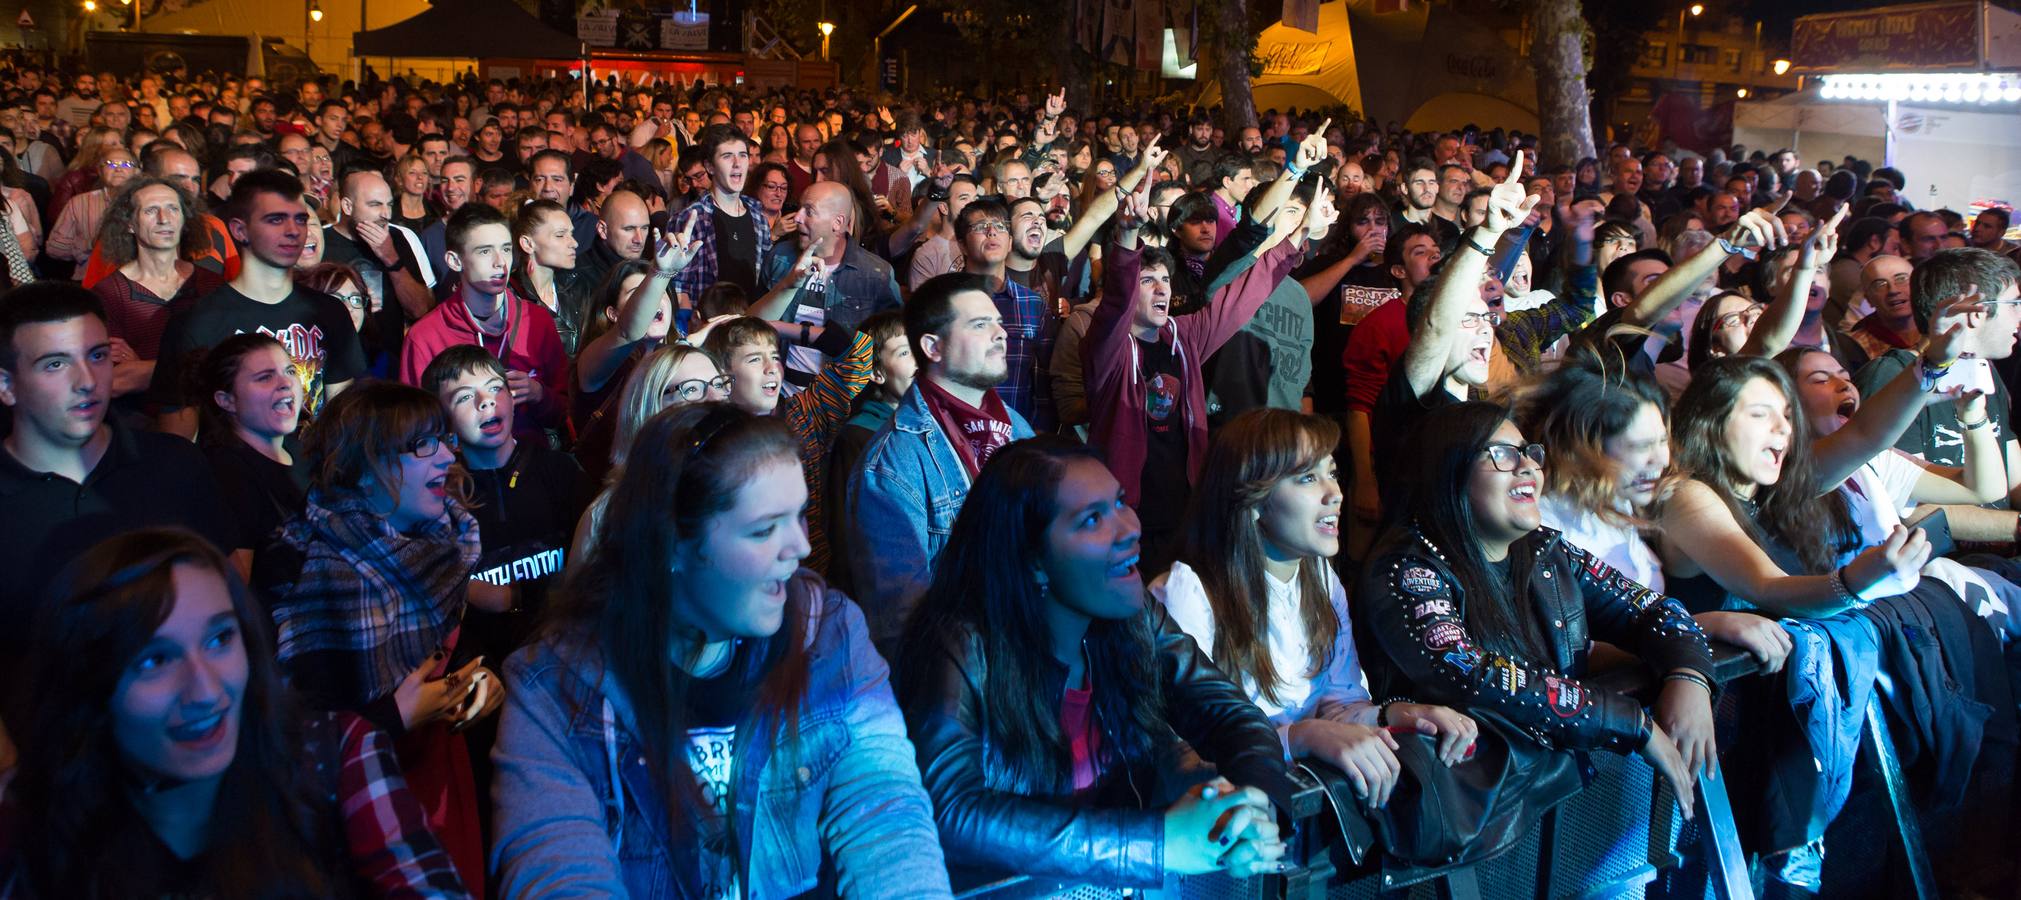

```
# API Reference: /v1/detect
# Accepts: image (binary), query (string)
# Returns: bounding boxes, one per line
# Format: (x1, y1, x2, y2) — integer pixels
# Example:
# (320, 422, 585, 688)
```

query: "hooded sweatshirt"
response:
(399, 292, 569, 436)
(1085, 237, 1301, 506)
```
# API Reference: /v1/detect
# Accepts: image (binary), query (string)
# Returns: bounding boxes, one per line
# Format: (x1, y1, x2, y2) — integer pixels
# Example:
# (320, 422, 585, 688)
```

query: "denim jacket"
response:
(488, 571, 952, 900)
(845, 382, 1033, 650)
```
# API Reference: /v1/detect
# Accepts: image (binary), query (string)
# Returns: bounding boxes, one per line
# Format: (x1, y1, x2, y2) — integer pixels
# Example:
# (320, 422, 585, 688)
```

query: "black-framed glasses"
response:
(403, 432, 458, 458)
(333, 291, 367, 310)
(1714, 303, 1765, 330)
(665, 375, 731, 403)
(1481, 442, 1546, 472)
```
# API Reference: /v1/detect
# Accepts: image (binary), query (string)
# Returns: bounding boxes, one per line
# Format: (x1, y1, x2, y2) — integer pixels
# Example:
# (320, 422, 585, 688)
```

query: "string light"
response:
(1819, 72, 2021, 104)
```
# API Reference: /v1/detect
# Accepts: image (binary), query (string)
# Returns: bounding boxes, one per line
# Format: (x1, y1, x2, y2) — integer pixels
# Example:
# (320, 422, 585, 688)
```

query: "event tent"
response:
(354, 0, 581, 60)
(1732, 87, 1886, 170)
(1200, 0, 1363, 112)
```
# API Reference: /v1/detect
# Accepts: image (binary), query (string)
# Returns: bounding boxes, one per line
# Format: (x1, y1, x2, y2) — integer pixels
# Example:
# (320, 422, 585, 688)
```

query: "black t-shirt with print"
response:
(463, 442, 591, 658)
(712, 204, 761, 297)
(1372, 361, 1460, 516)
(149, 284, 367, 416)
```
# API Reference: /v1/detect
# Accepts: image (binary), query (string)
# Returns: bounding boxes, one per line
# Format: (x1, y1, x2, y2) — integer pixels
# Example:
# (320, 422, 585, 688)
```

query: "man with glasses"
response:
(952, 197, 1048, 425)
(1849, 255, 1921, 359)
(590, 122, 658, 193)
(151, 170, 367, 437)
(673, 124, 771, 304)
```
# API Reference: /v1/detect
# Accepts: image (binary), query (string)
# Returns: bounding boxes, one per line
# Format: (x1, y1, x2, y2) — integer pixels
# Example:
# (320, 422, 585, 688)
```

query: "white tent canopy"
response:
(1733, 87, 1885, 170)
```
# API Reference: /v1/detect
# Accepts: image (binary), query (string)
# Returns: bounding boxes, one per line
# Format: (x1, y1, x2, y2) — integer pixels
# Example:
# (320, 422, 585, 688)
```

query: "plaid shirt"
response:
(318, 711, 472, 897)
(788, 329, 873, 575)
(991, 276, 1056, 429)
(673, 192, 774, 301)
(1497, 263, 1599, 373)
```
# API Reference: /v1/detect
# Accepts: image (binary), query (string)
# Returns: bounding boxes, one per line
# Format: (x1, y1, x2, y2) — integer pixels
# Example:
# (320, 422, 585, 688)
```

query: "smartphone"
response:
(1905, 506, 1957, 558)
(1934, 357, 1996, 395)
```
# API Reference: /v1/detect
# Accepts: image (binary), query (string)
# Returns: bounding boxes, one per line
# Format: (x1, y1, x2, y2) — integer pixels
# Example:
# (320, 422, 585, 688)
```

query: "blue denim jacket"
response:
(845, 383, 1033, 649)
(488, 572, 952, 900)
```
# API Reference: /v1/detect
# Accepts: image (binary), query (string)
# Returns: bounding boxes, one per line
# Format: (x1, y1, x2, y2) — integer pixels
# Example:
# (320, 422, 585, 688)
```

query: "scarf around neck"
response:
(918, 377, 1014, 478)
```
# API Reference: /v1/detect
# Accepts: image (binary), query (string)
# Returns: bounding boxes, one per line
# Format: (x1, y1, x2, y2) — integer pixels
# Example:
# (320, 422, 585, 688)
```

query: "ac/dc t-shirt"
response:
(149, 284, 367, 416)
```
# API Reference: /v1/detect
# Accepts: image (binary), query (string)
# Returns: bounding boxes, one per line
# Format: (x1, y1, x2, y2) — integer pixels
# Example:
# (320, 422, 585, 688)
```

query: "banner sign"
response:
(1792, 2, 1980, 72)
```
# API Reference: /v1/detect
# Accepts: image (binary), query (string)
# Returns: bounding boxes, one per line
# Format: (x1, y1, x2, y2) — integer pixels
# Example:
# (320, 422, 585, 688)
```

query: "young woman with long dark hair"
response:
(195, 333, 308, 576)
(897, 436, 1295, 888)
(1158, 409, 1476, 807)
(491, 403, 950, 898)
(1360, 402, 1716, 817)
(1, 528, 467, 898)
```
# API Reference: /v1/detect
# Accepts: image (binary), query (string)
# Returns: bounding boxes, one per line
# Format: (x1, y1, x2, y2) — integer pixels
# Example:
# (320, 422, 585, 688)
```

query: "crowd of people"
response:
(0, 59, 2016, 898)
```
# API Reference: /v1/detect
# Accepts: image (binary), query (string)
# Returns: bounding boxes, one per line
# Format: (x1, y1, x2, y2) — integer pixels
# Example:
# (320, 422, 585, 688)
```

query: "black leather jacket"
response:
(1359, 526, 1713, 754)
(898, 602, 1295, 888)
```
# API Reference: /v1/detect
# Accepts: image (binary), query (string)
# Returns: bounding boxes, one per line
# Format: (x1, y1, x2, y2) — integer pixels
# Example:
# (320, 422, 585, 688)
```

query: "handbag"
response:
(1298, 709, 1586, 876)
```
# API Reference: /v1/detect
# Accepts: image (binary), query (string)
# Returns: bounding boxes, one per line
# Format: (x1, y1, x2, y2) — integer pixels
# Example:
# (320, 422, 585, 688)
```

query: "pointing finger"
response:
(1505, 150, 1524, 185)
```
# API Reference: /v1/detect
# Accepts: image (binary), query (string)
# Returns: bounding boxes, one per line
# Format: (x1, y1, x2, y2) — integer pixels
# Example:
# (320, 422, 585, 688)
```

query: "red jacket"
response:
(399, 292, 569, 435)
(1084, 238, 1301, 505)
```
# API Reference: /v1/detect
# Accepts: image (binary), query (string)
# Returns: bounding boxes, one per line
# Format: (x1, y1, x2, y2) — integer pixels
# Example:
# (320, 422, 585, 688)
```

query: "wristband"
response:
(1284, 162, 1308, 180)
(1717, 237, 1758, 261)
(798, 321, 812, 345)
(1376, 697, 1413, 726)
(1962, 413, 1993, 430)
(1663, 671, 1712, 693)
(1830, 566, 1859, 605)
(1464, 235, 1494, 257)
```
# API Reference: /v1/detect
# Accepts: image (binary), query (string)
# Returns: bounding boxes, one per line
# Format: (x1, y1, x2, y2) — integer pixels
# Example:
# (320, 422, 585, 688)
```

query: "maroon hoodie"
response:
(399, 291, 569, 436)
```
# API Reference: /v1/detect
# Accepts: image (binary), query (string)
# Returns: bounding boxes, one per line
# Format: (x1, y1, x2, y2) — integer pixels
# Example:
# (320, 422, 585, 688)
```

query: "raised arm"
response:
(1813, 290, 1985, 488)
(1621, 201, 1786, 329)
(575, 223, 700, 394)
(1399, 151, 1537, 398)
(1742, 203, 1847, 358)
(1058, 140, 1168, 260)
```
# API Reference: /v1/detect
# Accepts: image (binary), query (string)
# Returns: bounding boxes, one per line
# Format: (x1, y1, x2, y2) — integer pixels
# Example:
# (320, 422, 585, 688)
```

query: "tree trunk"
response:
(1206, 0, 1257, 130)
(1530, 0, 1596, 167)
(1055, 4, 1094, 112)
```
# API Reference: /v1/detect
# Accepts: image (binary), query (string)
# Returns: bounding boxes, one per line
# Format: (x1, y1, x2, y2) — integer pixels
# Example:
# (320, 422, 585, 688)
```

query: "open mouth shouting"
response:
(1107, 552, 1142, 580)
(1316, 513, 1340, 537)
(478, 414, 505, 437)
(425, 474, 448, 499)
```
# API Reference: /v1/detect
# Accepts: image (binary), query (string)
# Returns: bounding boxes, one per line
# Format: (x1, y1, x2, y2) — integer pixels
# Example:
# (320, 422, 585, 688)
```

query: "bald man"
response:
(576, 189, 651, 292)
(323, 169, 437, 320)
(748, 180, 901, 389)
(1848, 254, 1921, 359)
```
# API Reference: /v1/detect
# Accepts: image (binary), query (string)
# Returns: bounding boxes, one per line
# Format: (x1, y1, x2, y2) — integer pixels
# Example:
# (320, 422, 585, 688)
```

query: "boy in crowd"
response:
(399, 203, 568, 439)
(423, 344, 587, 659)
(825, 310, 915, 598)
(702, 309, 871, 575)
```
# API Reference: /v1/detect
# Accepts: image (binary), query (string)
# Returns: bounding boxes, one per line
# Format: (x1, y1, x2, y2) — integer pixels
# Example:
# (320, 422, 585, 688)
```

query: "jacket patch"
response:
(1442, 643, 1483, 674)
(1487, 658, 1528, 693)
(1400, 566, 1442, 596)
(1412, 598, 1454, 619)
(1544, 675, 1585, 718)
(1423, 621, 1465, 649)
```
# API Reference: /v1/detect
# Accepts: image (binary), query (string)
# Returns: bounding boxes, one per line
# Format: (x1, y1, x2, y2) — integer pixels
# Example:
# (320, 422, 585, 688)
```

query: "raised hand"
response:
(1043, 86, 1066, 120)
(1922, 283, 1989, 367)
(653, 215, 703, 276)
(1294, 118, 1331, 171)
(1140, 138, 1171, 174)
(1809, 202, 1849, 258)
(1482, 150, 1539, 234)
(1726, 195, 1790, 252)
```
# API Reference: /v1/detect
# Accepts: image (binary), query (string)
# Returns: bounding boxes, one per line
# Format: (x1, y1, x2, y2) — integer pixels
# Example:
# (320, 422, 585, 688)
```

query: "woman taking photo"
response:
(1158, 409, 1476, 807)
(897, 437, 1295, 888)
(1360, 402, 1716, 818)
(196, 334, 309, 576)
(491, 404, 951, 898)
(2, 528, 468, 898)
(257, 382, 511, 894)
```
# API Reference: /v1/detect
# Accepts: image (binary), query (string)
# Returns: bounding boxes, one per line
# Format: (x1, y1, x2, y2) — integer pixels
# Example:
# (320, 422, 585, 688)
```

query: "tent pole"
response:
(1884, 98, 1897, 168)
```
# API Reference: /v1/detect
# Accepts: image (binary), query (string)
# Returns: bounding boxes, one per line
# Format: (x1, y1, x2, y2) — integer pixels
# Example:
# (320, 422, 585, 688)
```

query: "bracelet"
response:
(1829, 565, 1859, 605)
(1284, 162, 1308, 180)
(1376, 697, 1414, 726)
(1464, 236, 1494, 257)
(1961, 414, 1993, 430)
(1716, 236, 1756, 260)
(798, 321, 812, 345)
(1663, 671, 1712, 693)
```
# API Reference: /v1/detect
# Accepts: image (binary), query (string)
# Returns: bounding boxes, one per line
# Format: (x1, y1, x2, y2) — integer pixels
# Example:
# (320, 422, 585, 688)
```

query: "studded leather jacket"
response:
(1359, 526, 1713, 754)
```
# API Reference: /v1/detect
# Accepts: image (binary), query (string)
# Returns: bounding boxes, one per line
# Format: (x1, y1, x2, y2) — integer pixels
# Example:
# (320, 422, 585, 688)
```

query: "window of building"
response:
(1639, 41, 1669, 69)
(1722, 48, 1743, 72)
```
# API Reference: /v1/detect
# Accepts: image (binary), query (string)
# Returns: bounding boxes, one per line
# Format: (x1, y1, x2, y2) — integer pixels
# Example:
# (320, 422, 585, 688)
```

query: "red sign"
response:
(1792, 2, 1980, 72)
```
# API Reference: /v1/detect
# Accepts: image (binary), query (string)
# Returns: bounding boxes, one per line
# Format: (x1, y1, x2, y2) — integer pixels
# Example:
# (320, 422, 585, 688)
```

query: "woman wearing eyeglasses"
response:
(47, 147, 138, 266)
(745, 161, 797, 243)
(568, 342, 730, 563)
(254, 381, 514, 895)
(296, 261, 390, 379)
(1360, 401, 1715, 822)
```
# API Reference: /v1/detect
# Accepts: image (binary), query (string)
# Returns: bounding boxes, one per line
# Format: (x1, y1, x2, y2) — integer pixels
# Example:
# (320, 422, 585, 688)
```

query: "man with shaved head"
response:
(322, 169, 437, 322)
(1847, 254, 1920, 359)
(748, 180, 900, 390)
(575, 189, 651, 291)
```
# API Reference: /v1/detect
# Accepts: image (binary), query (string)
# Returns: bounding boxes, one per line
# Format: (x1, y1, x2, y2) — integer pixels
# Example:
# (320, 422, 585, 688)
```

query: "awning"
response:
(354, 0, 582, 60)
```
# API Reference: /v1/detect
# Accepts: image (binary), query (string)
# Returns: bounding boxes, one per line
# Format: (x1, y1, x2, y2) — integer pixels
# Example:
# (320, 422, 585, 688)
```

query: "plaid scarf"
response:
(271, 492, 482, 703)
